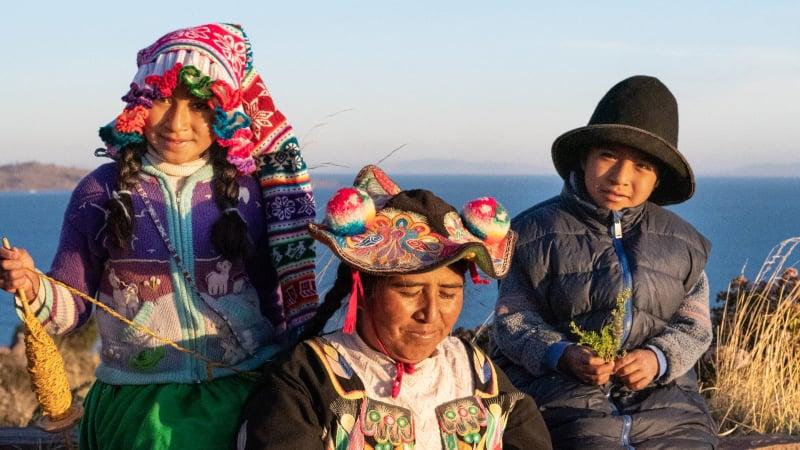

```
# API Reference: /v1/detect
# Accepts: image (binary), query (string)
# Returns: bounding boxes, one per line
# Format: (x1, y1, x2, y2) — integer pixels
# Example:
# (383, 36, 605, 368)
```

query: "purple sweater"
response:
(28, 160, 286, 384)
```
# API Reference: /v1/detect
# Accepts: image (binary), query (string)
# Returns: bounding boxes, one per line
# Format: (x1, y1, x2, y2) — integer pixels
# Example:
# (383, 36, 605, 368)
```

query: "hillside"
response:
(0, 162, 89, 192)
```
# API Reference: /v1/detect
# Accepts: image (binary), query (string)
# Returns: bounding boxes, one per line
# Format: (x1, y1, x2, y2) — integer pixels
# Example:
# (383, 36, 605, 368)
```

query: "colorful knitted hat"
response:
(98, 23, 296, 175)
(310, 165, 516, 334)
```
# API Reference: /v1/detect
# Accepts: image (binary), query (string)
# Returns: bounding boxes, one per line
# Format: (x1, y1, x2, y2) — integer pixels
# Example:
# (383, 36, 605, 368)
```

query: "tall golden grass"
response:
(711, 237, 800, 435)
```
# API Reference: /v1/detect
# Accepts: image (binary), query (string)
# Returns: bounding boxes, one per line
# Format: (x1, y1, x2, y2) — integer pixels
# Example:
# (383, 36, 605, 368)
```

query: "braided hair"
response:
(105, 144, 144, 249)
(105, 143, 251, 262)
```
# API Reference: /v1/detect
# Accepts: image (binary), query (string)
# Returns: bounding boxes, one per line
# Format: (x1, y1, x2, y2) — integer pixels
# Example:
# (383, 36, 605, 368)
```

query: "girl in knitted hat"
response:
(0, 23, 318, 449)
(492, 76, 717, 448)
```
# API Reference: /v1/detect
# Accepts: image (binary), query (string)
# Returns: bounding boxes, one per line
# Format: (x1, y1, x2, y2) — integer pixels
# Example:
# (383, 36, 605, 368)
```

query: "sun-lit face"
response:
(583, 144, 660, 210)
(143, 84, 215, 164)
(358, 266, 465, 364)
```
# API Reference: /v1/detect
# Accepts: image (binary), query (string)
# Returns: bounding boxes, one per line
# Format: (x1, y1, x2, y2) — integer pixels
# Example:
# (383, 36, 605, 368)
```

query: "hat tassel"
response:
(342, 269, 364, 334)
(469, 262, 490, 285)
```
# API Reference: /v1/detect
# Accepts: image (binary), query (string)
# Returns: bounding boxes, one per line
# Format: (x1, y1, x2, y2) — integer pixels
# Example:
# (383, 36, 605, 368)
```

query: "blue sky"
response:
(3, 1, 798, 175)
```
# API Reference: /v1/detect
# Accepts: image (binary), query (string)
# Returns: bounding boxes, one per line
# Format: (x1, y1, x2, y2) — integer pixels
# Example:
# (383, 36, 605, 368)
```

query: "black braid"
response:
(300, 263, 356, 340)
(106, 145, 143, 248)
(209, 145, 251, 262)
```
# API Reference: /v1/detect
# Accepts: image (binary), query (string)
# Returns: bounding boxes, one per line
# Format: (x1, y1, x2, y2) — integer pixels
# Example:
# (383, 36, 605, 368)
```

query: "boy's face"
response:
(583, 144, 659, 211)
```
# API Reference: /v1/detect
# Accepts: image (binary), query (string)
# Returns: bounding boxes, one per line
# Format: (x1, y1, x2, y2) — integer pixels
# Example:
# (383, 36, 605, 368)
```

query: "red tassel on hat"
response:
(343, 269, 364, 334)
(469, 262, 490, 285)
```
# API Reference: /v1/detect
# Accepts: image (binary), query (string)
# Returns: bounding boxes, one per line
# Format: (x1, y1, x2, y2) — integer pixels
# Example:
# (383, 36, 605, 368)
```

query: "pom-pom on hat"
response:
(461, 197, 510, 244)
(98, 23, 297, 176)
(311, 165, 516, 278)
(324, 187, 376, 236)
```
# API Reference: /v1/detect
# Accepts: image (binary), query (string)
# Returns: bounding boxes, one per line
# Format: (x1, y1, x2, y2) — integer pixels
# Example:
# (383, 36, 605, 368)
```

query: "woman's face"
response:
(359, 265, 465, 364)
(143, 84, 215, 164)
(583, 144, 659, 210)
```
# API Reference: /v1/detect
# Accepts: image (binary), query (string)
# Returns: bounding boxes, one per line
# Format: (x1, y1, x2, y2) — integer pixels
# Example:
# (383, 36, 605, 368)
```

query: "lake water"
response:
(1, 175, 799, 346)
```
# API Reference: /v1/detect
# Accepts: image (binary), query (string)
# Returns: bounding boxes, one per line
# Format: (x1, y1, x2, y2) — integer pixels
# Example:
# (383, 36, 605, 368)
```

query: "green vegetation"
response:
(569, 288, 629, 362)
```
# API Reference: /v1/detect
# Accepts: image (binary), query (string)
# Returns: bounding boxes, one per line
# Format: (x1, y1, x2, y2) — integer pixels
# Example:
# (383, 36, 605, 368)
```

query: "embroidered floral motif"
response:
(360, 398, 415, 449)
(244, 94, 275, 138)
(264, 140, 305, 172)
(115, 105, 149, 134)
(296, 193, 316, 216)
(344, 211, 444, 271)
(213, 32, 248, 74)
(271, 196, 297, 221)
(168, 25, 211, 40)
(436, 397, 488, 447)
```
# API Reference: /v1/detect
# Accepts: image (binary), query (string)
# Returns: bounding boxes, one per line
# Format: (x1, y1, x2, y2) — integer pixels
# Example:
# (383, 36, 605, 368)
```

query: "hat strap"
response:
(367, 309, 414, 399)
(342, 269, 364, 334)
(469, 262, 490, 285)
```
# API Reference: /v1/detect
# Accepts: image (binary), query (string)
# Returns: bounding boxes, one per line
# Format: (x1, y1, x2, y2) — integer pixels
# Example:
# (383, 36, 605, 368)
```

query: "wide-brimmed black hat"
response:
(551, 75, 694, 205)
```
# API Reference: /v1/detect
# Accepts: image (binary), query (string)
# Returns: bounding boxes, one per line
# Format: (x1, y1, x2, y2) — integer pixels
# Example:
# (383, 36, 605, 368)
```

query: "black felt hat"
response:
(551, 75, 694, 205)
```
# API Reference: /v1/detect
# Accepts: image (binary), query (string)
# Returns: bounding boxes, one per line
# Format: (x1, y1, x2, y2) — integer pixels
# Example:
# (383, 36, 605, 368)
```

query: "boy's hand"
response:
(0, 246, 39, 301)
(613, 349, 659, 391)
(558, 345, 614, 385)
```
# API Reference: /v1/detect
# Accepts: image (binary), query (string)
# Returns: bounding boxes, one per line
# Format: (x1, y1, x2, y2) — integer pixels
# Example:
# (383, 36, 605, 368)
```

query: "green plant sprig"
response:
(569, 288, 630, 363)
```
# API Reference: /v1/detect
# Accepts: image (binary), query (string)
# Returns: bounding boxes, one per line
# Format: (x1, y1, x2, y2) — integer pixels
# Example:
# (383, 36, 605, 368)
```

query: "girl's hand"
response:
(613, 349, 659, 391)
(0, 246, 39, 301)
(558, 345, 615, 385)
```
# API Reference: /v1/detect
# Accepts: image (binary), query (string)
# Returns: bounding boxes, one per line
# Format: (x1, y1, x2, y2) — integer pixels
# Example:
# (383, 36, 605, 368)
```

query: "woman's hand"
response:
(0, 246, 39, 301)
(558, 345, 615, 385)
(613, 349, 659, 391)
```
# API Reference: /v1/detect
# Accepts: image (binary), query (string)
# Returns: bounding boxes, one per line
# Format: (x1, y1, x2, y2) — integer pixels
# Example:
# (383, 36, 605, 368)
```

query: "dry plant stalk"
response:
(711, 237, 800, 435)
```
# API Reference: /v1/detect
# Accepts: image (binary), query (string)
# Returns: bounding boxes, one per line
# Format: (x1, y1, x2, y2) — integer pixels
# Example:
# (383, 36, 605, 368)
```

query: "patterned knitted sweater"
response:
(27, 159, 299, 384)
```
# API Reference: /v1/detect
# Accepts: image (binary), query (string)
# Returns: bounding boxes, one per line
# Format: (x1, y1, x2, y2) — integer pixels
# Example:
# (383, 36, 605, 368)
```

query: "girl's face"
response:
(583, 144, 659, 211)
(143, 84, 215, 164)
(358, 266, 465, 364)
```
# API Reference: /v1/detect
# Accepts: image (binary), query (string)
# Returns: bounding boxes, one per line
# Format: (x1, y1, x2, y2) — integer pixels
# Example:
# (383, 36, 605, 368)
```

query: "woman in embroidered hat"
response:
(492, 75, 718, 448)
(238, 165, 552, 449)
(0, 23, 318, 449)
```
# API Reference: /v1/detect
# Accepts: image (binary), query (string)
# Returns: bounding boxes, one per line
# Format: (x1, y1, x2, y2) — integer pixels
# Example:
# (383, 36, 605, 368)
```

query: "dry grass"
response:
(710, 237, 800, 435)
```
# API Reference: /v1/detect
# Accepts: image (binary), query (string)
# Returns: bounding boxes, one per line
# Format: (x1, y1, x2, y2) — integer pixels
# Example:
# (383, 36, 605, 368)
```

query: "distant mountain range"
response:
(0, 159, 795, 193)
(0, 162, 89, 192)
(314, 158, 553, 175)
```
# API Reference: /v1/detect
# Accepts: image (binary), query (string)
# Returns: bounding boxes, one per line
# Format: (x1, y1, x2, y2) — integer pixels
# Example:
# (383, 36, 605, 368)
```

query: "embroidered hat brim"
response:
(309, 165, 516, 278)
(309, 211, 516, 278)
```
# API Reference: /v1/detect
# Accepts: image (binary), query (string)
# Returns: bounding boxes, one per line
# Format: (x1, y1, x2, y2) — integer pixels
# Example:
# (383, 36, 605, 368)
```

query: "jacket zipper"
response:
(610, 211, 634, 449)
(174, 187, 201, 381)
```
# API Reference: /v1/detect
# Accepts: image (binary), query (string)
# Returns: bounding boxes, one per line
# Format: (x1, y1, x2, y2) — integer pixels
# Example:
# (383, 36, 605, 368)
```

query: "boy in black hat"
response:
(493, 76, 718, 448)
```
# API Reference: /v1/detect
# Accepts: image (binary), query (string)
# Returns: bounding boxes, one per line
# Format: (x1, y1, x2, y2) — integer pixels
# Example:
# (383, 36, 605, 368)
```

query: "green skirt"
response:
(79, 373, 258, 450)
